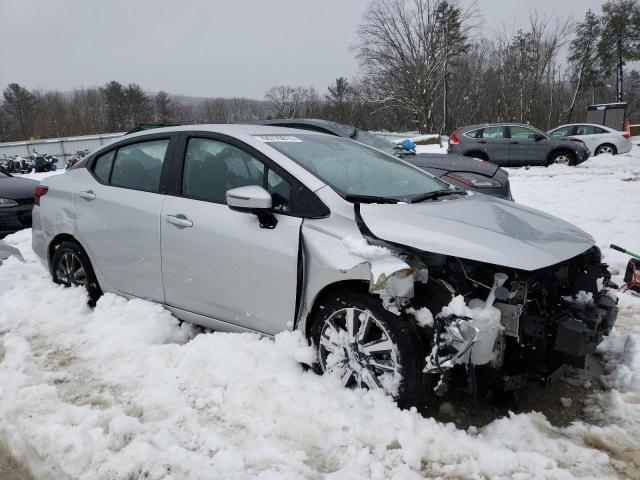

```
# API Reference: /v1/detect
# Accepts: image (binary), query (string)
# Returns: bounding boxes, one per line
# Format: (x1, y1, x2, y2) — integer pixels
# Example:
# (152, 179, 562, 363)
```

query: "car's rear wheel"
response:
(595, 143, 617, 155)
(550, 150, 575, 166)
(309, 290, 426, 408)
(51, 241, 102, 305)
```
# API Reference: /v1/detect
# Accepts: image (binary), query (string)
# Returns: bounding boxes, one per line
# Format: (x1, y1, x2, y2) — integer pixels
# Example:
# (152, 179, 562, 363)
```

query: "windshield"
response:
(257, 134, 448, 201)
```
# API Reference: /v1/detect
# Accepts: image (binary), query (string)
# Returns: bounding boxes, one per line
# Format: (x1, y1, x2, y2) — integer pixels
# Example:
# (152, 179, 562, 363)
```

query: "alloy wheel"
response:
(597, 145, 614, 155)
(318, 307, 401, 394)
(55, 252, 87, 286)
(554, 154, 571, 165)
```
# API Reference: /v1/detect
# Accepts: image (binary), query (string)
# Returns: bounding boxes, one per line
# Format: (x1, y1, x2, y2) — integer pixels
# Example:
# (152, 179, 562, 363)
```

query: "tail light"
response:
(449, 128, 462, 145)
(34, 185, 48, 206)
(623, 120, 631, 139)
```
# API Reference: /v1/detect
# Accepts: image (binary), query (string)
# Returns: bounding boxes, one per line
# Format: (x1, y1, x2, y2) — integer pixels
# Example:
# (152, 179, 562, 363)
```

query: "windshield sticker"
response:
(256, 135, 303, 143)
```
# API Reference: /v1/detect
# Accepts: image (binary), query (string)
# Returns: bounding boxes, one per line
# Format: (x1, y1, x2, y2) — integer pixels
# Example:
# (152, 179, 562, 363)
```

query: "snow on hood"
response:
(360, 193, 595, 271)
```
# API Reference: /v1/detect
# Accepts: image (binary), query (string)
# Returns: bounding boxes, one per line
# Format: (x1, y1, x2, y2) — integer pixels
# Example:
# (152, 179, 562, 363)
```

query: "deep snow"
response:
(0, 145, 639, 479)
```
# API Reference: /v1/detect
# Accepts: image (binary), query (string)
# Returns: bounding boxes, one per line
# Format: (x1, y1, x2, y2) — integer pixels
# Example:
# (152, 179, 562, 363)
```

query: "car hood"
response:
(549, 137, 589, 151)
(359, 193, 594, 271)
(406, 153, 500, 176)
(0, 177, 38, 200)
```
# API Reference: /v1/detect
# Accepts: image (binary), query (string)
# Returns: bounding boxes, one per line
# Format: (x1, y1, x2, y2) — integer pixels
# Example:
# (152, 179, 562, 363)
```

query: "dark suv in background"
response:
(448, 123, 591, 167)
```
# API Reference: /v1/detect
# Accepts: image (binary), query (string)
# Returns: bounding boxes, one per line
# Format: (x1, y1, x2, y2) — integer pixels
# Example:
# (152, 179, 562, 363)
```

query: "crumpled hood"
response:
(359, 194, 594, 271)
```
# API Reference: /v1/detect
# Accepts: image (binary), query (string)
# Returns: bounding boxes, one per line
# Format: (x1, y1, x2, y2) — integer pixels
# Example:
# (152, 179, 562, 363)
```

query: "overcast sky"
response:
(0, 0, 604, 100)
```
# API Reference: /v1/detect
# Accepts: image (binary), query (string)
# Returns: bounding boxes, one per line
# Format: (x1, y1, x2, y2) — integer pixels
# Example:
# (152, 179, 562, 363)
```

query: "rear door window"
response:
(110, 139, 170, 192)
(574, 125, 597, 135)
(481, 126, 506, 139)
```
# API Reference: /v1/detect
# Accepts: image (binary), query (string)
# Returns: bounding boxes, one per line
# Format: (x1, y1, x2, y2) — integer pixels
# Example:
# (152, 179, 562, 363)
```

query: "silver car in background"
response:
(32, 125, 617, 408)
(547, 123, 633, 156)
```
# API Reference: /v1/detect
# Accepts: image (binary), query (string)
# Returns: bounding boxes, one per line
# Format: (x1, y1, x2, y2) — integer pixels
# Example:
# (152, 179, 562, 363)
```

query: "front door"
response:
(160, 136, 302, 335)
(74, 138, 172, 301)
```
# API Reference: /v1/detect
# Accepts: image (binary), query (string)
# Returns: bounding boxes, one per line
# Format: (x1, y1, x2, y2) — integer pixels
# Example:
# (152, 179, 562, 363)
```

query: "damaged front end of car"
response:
(349, 207, 619, 399)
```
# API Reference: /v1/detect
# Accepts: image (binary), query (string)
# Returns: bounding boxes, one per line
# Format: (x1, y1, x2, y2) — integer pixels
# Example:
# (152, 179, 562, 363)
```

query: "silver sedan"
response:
(32, 125, 617, 408)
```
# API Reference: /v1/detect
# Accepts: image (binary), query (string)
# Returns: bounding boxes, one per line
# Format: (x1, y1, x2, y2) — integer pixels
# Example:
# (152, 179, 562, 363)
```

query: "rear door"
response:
(573, 125, 602, 152)
(74, 135, 175, 301)
(476, 126, 510, 165)
(507, 126, 548, 165)
(160, 134, 304, 335)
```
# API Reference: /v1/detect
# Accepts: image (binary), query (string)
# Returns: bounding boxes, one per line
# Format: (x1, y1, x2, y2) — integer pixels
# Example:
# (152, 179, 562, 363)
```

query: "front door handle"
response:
(165, 214, 193, 228)
(510, 141, 519, 145)
(478, 140, 486, 144)
(79, 190, 96, 201)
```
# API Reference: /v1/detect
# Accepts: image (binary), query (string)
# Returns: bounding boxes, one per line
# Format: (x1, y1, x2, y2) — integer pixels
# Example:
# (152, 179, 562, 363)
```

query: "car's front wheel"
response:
(309, 290, 426, 408)
(51, 241, 102, 305)
(550, 150, 575, 166)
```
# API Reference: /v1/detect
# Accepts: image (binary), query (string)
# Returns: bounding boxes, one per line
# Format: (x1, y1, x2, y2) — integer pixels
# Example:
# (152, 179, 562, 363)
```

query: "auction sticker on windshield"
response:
(256, 135, 302, 143)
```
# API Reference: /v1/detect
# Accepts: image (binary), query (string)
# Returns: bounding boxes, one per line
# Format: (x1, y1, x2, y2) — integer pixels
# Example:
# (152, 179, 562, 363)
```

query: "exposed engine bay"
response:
(353, 206, 619, 397)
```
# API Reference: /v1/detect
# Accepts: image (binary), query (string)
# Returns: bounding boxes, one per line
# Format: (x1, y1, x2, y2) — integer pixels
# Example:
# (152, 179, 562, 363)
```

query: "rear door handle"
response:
(79, 190, 96, 201)
(510, 141, 519, 144)
(165, 214, 193, 228)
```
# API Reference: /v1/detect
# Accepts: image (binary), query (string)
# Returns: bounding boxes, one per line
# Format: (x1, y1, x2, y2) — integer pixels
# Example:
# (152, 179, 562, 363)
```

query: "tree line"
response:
(1, 0, 639, 141)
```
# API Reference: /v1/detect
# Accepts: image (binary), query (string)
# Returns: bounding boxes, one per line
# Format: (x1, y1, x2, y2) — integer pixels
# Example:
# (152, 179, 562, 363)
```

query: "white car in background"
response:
(548, 123, 632, 156)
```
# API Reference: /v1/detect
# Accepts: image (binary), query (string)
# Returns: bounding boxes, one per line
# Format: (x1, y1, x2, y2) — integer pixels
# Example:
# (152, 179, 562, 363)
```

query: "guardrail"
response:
(0, 132, 125, 167)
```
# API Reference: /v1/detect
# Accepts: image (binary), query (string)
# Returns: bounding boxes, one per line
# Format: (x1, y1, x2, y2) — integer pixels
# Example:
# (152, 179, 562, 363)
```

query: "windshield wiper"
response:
(410, 189, 464, 204)
(345, 194, 398, 204)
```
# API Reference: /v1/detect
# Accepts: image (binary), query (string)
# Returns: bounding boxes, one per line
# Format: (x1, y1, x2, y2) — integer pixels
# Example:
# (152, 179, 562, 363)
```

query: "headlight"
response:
(446, 172, 502, 188)
(0, 198, 19, 208)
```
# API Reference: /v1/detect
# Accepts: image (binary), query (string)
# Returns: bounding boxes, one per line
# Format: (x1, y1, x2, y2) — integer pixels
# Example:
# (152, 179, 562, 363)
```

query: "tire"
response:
(550, 150, 575, 166)
(51, 241, 102, 305)
(309, 290, 427, 408)
(595, 143, 617, 156)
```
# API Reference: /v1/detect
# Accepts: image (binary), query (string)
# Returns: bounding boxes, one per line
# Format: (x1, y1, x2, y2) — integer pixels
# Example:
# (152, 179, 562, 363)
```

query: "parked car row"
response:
(448, 121, 632, 167)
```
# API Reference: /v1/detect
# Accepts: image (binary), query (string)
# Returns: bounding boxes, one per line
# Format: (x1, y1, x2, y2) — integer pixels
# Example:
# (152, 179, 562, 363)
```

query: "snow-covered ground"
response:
(1, 147, 640, 479)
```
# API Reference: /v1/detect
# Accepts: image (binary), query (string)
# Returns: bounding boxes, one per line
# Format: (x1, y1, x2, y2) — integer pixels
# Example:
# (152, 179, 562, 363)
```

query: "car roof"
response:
(458, 123, 540, 131)
(122, 123, 327, 141)
(549, 123, 614, 131)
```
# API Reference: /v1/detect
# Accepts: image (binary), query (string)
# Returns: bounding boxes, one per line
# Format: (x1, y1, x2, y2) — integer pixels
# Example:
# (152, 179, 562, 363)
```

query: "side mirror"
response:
(533, 134, 545, 141)
(226, 185, 277, 229)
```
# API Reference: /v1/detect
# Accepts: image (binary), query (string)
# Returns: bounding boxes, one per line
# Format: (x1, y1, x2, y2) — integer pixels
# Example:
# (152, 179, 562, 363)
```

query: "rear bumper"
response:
(618, 140, 633, 154)
(0, 203, 33, 238)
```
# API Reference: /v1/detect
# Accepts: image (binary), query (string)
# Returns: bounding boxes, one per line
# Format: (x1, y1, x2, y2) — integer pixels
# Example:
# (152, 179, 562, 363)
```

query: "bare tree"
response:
(356, 0, 472, 132)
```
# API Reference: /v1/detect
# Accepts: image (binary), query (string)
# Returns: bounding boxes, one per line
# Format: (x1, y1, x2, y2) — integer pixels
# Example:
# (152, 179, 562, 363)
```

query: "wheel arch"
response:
(547, 147, 575, 164)
(301, 279, 369, 339)
(48, 233, 82, 270)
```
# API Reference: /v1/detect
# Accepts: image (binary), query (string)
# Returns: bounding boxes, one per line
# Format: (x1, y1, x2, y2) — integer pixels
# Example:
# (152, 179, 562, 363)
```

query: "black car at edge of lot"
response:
(0, 169, 39, 238)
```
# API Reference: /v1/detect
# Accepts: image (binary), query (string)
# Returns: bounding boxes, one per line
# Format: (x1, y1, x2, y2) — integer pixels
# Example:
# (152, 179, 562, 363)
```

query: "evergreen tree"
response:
(598, 0, 640, 101)
(2, 83, 36, 139)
